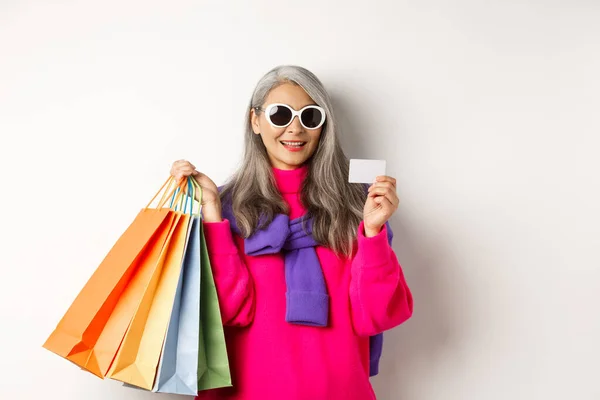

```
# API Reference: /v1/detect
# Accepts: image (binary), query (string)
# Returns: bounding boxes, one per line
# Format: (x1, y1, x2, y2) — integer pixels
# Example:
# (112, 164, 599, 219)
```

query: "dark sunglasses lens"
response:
(269, 105, 293, 126)
(301, 107, 323, 128)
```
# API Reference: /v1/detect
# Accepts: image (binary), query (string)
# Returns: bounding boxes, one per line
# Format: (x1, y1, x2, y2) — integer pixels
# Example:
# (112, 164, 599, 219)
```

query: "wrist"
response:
(364, 223, 382, 238)
(202, 202, 223, 223)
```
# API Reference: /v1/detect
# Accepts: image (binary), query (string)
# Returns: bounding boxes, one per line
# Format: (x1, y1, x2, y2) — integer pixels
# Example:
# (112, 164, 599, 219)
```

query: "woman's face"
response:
(250, 82, 323, 170)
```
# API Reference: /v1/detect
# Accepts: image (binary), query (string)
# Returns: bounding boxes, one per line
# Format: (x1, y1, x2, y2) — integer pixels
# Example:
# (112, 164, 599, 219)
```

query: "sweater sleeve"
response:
(349, 220, 413, 336)
(203, 219, 255, 327)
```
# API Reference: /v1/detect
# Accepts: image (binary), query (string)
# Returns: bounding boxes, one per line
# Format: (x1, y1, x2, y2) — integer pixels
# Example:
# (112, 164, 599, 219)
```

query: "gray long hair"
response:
(219, 65, 367, 257)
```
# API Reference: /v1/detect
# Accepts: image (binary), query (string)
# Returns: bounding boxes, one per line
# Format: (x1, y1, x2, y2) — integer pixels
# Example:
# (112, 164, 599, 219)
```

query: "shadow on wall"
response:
(372, 215, 461, 400)
(331, 91, 468, 400)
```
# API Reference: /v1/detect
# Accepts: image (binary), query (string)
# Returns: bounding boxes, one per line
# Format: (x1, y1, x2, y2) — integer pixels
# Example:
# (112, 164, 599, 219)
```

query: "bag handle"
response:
(167, 176, 204, 218)
(144, 176, 189, 210)
(169, 178, 195, 214)
(189, 176, 204, 218)
(143, 175, 204, 214)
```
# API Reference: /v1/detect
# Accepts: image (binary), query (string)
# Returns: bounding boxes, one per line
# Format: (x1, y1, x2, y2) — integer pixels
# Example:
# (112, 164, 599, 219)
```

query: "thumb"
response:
(364, 196, 377, 212)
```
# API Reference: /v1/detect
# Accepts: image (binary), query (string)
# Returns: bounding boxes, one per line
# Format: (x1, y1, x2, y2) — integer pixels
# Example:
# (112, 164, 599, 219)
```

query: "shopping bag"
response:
(153, 182, 203, 395)
(90, 180, 190, 378)
(197, 180, 232, 390)
(108, 187, 192, 389)
(43, 177, 181, 378)
(91, 211, 177, 377)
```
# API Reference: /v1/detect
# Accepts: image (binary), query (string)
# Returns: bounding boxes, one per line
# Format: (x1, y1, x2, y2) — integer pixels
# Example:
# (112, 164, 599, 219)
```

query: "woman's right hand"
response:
(170, 159, 222, 222)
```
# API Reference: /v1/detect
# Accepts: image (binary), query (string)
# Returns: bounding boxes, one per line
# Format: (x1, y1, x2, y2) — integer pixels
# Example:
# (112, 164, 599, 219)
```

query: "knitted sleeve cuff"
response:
(203, 218, 239, 255)
(356, 220, 392, 267)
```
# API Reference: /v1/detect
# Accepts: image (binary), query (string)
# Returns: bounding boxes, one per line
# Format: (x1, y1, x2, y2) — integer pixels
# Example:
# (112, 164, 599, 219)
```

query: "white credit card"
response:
(348, 159, 386, 183)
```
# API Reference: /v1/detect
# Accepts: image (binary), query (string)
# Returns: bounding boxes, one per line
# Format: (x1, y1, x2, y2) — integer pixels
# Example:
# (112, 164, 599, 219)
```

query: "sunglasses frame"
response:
(254, 103, 326, 130)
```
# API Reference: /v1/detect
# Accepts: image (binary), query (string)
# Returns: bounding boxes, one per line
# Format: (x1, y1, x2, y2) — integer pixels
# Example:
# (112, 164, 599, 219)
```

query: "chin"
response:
(285, 160, 306, 168)
(274, 157, 306, 169)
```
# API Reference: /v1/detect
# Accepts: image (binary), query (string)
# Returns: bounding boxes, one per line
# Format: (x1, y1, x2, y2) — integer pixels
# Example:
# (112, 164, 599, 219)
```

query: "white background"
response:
(1, 1, 599, 399)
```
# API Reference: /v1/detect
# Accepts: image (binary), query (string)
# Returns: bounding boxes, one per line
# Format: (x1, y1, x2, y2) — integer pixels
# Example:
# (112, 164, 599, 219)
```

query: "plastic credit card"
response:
(348, 159, 386, 183)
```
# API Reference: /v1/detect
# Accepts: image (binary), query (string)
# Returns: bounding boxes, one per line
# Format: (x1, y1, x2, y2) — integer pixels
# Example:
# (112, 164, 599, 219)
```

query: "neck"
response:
(272, 164, 308, 194)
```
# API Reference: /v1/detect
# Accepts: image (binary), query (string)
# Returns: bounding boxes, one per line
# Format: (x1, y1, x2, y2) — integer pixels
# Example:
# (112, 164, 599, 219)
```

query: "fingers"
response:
(368, 181, 396, 195)
(372, 193, 398, 208)
(173, 167, 195, 181)
(172, 159, 196, 169)
(368, 176, 397, 192)
(375, 196, 398, 214)
(375, 175, 396, 187)
(374, 192, 398, 208)
(184, 169, 218, 193)
(170, 159, 197, 180)
(367, 182, 400, 207)
(368, 181, 395, 193)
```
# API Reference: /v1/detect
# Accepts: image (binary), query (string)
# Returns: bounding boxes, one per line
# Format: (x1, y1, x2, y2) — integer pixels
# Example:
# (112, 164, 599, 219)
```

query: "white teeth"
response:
(281, 141, 305, 147)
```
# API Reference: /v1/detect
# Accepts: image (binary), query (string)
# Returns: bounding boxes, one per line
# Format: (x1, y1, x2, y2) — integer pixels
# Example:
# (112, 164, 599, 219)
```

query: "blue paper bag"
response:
(152, 215, 202, 395)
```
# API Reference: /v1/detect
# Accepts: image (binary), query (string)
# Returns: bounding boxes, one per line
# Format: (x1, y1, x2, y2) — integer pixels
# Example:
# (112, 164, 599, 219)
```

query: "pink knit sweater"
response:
(196, 165, 413, 400)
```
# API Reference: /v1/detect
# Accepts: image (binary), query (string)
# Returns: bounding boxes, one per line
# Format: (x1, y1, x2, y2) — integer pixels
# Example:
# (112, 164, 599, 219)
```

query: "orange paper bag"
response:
(89, 210, 177, 377)
(43, 178, 182, 377)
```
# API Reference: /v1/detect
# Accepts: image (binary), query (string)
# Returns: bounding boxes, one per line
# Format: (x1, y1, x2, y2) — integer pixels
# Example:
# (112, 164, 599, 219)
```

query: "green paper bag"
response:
(197, 208, 232, 391)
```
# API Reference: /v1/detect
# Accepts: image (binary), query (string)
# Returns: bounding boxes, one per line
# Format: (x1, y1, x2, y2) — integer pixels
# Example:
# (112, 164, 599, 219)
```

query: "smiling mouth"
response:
(280, 141, 307, 148)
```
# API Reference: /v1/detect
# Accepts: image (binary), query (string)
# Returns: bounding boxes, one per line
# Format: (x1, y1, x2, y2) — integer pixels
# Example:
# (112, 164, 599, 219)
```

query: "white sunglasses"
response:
(254, 103, 326, 130)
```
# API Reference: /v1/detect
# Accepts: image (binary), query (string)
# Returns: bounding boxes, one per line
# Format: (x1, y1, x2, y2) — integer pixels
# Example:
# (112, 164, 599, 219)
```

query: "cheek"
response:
(305, 132, 322, 153)
(261, 125, 285, 144)
(310, 130, 322, 145)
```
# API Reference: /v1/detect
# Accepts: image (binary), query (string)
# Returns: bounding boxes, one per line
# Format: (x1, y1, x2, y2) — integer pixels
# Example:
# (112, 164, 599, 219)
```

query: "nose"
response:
(287, 115, 303, 134)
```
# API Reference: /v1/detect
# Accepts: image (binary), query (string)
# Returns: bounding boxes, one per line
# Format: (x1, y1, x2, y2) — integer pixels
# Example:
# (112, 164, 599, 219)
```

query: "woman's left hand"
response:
(363, 176, 400, 237)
